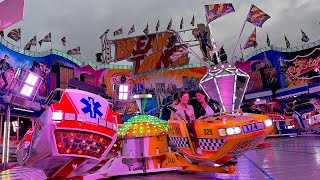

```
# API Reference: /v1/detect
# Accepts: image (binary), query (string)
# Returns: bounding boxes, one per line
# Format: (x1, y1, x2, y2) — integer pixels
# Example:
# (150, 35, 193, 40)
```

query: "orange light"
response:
(70, 133, 75, 137)
(66, 149, 71, 154)
(89, 135, 93, 139)
(58, 143, 62, 148)
(104, 145, 108, 149)
(99, 138, 103, 142)
(78, 150, 83, 155)
(113, 144, 117, 147)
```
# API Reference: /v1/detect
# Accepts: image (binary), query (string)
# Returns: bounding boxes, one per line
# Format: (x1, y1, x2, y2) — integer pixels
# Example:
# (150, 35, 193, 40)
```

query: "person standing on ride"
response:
(193, 90, 220, 119)
(171, 91, 195, 122)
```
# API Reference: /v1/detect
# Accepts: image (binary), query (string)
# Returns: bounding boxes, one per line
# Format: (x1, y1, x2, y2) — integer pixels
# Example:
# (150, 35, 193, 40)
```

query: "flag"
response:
(61, 37, 66, 46)
(246, 4, 271, 27)
(301, 29, 309, 42)
(24, 42, 31, 50)
(190, 15, 195, 26)
(0, 30, 3, 38)
(180, 17, 183, 29)
(143, 23, 149, 35)
(155, 20, 160, 31)
(267, 33, 270, 46)
(113, 27, 123, 36)
(243, 28, 258, 49)
(169, 45, 188, 62)
(167, 19, 172, 30)
(284, 36, 290, 48)
(7, 28, 21, 41)
(204, 3, 235, 24)
(39, 32, 51, 46)
(24, 36, 36, 50)
(128, 25, 135, 35)
(67, 46, 81, 55)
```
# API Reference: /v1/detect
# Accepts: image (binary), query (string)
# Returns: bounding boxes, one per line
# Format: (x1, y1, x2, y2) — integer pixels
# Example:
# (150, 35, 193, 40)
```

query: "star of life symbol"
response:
(80, 97, 103, 118)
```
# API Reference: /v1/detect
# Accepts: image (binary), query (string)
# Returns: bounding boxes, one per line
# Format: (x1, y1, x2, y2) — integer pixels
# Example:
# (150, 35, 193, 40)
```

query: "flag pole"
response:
(204, 6, 220, 64)
(231, 5, 252, 61)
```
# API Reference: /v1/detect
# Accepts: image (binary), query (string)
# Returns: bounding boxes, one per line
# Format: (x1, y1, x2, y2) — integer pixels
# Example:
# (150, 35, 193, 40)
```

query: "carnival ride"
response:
(292, 99, 320, 133)
(0, 26, 275, 179)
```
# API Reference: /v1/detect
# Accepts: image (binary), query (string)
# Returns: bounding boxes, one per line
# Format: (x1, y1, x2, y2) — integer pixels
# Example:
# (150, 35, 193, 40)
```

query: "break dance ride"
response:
(1, 28, 274, 179)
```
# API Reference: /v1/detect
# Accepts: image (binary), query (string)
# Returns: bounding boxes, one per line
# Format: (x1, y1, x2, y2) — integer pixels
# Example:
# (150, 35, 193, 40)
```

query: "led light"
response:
(64, 113, 76, 120)
(25, 73, 39, 86)
(52, 111, 63, 121)
(226, 127, 235, 135)
(264, 119, 273, 127)
(234, 127, 242, 134)
(20, 84, 34, 97)
(77, 114, 87, 122)
(218, 129, 227, 136)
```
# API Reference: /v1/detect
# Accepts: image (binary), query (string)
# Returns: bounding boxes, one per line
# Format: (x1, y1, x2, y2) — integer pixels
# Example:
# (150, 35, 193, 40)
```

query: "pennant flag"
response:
(167, 19, 172, 30)
(204, 3, 235, 24)
(267, 33, 270, 46)
(39, 32, 51, 46)
(7, 28, 21, 41)
(169, 45, 188, 62)
(246, 5, 271, 27)
(190, 15, 195, 26)
(113, 27, 123, 36)
(24, 42, 31, 50)
(24, 36, 36, 50)
(155, 20, 160, 32)
(180, 17, 184, 29)
(67, 46, 81, 55)
(243, 28, 258, 49)
(128, 25, 135, 35)
(143, 23, 149, 35)
(61, 37, 66, 46)
(301, 29, 309, 42)
(284, 35, 290, 48)
(0, 30, 4, 38)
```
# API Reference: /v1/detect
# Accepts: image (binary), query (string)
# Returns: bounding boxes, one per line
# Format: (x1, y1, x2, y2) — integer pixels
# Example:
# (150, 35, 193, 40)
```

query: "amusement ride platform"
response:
(114, 137, 320, 180)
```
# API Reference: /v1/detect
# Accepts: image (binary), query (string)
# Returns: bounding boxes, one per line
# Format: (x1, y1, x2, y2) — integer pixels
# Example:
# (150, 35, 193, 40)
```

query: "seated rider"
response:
(191, 90, 220, 119)
(171, 91, 202, 154)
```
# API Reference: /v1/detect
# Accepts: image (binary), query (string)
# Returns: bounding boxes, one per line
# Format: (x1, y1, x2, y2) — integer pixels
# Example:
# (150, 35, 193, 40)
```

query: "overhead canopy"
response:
(245, 89, 273, 101)
(275, 84, 308, 99)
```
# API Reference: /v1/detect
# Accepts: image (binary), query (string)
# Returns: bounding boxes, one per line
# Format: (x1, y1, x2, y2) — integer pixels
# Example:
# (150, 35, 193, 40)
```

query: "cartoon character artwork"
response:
(192, 24, 213, 61)
(0, 55, 15, 91)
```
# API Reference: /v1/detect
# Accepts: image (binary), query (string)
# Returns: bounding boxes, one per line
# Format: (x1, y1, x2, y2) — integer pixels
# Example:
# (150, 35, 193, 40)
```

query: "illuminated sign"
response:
(114, 32, 189, 74)
(287, 48, 320, 79)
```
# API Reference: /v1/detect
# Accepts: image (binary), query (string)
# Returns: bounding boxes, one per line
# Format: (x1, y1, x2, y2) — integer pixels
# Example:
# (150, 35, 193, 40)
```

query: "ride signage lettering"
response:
(287, 57, 320, 79)
(114, 32, 189, 74)
(287, 52, 320, 79)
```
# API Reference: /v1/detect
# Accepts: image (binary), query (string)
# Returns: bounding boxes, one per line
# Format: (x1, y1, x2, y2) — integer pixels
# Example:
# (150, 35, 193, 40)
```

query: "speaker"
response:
(96, 53, 103, 62)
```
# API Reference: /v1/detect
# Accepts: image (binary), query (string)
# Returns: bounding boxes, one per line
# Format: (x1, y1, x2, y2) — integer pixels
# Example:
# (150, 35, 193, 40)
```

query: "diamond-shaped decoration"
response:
(199, 63, 250, 112)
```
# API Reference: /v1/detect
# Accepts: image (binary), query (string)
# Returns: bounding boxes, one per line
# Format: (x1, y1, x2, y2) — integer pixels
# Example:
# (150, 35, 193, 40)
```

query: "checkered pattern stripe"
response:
(170, 137, 190, 148)
(198, 138, 226, 151)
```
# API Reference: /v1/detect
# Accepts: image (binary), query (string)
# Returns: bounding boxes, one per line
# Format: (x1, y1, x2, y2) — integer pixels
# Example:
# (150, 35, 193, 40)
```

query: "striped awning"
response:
(245, 89, 273, 101)
(275, 84, 309, 99)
